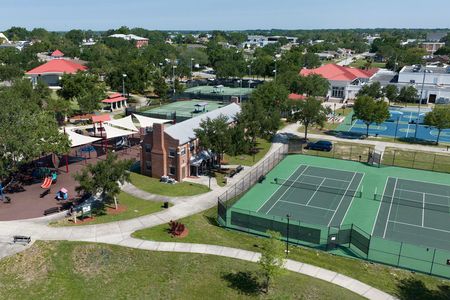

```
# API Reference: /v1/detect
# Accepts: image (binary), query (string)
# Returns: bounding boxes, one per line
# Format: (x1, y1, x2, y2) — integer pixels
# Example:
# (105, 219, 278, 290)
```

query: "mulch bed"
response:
(67, 204, 128, 224)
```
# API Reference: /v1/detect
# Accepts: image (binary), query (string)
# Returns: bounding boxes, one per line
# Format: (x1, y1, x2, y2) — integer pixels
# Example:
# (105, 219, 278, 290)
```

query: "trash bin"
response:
(163, 201, 169, 209)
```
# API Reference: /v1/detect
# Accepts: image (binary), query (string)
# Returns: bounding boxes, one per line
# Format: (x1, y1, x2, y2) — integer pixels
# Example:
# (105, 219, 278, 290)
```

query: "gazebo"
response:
(101, 93, 128, 111)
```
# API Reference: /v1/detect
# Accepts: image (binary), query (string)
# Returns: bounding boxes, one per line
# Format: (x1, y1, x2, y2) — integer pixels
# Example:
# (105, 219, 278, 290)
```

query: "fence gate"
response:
(369, 149, 383, 167)
(326, 227, 341, 250)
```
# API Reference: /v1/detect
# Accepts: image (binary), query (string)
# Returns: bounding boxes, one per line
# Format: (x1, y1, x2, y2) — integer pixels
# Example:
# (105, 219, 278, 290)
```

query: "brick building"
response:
(140, 103, 241, 182)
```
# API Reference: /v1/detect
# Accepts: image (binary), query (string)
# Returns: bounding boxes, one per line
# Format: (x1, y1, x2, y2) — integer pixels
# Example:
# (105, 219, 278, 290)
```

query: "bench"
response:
(13, 235, 31, 244)
(40, 189, 50, 198)
(258, 175, 266, 183)
(236, 165, 244, 173)
(229, 170, 236, 178)
(44, 206, 60, 216)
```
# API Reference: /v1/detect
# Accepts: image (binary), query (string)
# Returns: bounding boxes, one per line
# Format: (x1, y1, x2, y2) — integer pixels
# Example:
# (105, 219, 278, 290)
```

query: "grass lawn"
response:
(350, 59, 386, 69)
(382, 147, 450, 173)
(213, 171, 227, 187)
(133, 207, 450, 296)
(0, 241, 364, 300)
(130, 172, 210, 197)
(51, 192, 166, 226)
(223, 138, 272, 167)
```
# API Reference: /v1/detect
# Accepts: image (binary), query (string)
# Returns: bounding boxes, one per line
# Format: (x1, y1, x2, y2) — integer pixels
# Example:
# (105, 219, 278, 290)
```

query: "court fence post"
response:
(397, 242, 403, 267)
(393, 150, 397, 166)
(432, 154, 437, 171)
(412, 151, 417, 169)
(430, 248, 437, 275)
(350, 146, 353, 161)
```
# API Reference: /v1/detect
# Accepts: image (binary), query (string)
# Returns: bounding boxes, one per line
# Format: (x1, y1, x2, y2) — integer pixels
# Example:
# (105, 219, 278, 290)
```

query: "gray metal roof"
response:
(165, 103, 241, 145)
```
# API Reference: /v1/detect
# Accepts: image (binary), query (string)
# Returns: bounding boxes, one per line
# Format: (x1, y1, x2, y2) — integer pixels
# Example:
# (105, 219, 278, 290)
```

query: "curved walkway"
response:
(0, 138, 398, 299)
(109, 238, 396, 300)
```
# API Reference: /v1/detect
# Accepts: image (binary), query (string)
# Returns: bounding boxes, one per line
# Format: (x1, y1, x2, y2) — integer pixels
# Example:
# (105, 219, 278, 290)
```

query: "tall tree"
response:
(291, 97, 331, 140)
(194, 115, 231, 169)
(357, 81, 383, 99)
(424, 106, 450, 144)
(353, 95, 390, 136)
(383, 84, 398, 105)
(397, 86, 419, 105)
(74, 152, 133, 209)
(258, 230, 285, 293)
(298, 74, 330, 97)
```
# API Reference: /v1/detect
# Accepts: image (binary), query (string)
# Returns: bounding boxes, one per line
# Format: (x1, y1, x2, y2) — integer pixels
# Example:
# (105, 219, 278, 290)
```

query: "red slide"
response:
(40, 177, 52, 189)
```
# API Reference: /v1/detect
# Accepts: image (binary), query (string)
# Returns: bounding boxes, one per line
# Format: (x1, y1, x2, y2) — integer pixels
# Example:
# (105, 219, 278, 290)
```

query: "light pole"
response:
(190, 58, 194, 80)
(247, 64, 252, 79)
(394, 115, 400, 141)
(172, 65, 177, 94)
(273, 59, 277, 81)
(122, 74, 127, 97)
(415, 66, 427, 139)
(285, 214, 290, 256)
(333, 103, 336, 124)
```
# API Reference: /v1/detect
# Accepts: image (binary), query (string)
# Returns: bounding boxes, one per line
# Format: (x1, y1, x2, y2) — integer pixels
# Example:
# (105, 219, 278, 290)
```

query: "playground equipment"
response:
(40, 177, 52, 189)
(56, 188, 68, 201)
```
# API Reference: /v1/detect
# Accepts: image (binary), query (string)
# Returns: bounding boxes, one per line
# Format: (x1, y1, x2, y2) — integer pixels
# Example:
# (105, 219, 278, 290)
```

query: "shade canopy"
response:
(102, 124, 137, 139)
(132, 114, 172, 128)
(105, 115, 139, 132)
(65, 128, 102, 148)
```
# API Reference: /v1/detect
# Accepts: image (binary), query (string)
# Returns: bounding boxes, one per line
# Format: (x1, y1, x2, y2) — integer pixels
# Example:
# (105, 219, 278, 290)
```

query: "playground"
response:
(141, 99, 225, 120)
(223, 154, 450, 278)
(0, 144, 141, 221)
(337, 107, 450, 143)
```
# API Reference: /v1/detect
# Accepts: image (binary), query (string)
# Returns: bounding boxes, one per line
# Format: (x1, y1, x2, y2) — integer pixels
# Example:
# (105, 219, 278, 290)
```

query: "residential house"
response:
(26, 59, 87, 88)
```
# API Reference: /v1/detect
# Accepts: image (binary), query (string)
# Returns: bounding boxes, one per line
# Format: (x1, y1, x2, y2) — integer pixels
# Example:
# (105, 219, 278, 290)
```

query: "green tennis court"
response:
(372, 177, 450, 251)
(185, 85, 253, 96)
(142, 100, 225, 118)
(257, 165, 364, 227)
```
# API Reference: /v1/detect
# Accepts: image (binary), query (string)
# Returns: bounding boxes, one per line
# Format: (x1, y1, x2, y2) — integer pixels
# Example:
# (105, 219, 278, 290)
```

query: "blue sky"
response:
(2, 0, 449, 31)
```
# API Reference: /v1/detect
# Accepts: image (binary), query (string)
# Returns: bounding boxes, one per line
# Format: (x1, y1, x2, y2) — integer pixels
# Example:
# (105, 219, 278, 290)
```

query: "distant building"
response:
(397, 65, 450, 104)
(109, 34, 149, 48)
(243, 35, 298, 48)
(420, 42, 445, 55)
(426, 32, 448, 42)
(299, 64, 379, 100)
(26, 59, 87, 88)
(50, 49, 64, 58)
(140, 103, 241, 182)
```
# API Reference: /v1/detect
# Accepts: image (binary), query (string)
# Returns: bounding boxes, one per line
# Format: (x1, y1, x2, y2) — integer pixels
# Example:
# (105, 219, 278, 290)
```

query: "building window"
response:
(410, 80, 416, 84)
(190, 143, 195, 152)
(146, 161, 152, 171)
(169, 148, 176, 157)
(180, 147, 186, 156)
(169, 166, 176, 176)
(331, 86, 345, 99)
(144, 144, 152, 153)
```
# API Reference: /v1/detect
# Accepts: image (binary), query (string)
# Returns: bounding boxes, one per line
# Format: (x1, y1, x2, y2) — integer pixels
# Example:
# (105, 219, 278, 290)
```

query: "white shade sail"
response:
(64, 128, 102, 148)
(102, 124, 137, 139)
(105, 115, 139, 132)
(132, 114, 172, 128)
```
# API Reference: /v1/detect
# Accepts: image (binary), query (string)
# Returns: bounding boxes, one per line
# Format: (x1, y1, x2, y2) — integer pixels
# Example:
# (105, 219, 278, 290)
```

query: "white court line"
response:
(396, 187, 450, 201)
(371, 177, 391, 235)
(327, 172, 357, 227)
(301, 173, 351, 183)
(305, 178, 326, 205)
(256, 164, 306, 213)
(264, 166, 310, 214)
(388, 220, 450, 234)
(340, 173, 365, 227)
(383, 178, 399, 238)
(277, 200, 336, 212)
(422, 193, 425, 227)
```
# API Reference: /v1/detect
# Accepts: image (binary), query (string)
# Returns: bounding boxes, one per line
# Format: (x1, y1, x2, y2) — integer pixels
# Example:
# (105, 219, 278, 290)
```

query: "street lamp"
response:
(247, 64, 252, 79)
(394, 115, 400, 141)
(273, 59, 278, 81)
(122, 74, 127, 97)
(285, 214, 291, 256)
(172, 65, 177, 94)
(190, 58, 195, 80)
(415, 66, 427, 139)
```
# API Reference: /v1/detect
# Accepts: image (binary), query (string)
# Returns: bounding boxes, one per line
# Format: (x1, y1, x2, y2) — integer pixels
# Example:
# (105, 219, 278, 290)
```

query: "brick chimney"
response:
(151, 123, 167, 178)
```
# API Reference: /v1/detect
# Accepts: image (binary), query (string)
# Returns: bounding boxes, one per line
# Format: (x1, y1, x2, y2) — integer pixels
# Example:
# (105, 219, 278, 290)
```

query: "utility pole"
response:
(415, 66, 427, 139)
(122, 74, 127, 97)
(172, 65, 177, 94)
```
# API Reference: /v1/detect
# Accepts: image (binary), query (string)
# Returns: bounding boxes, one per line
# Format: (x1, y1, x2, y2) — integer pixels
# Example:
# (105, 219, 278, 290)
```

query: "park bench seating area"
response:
(228, 165, 244, 178)
(43, 206, 60, 216)
(13, 235, 31, 244)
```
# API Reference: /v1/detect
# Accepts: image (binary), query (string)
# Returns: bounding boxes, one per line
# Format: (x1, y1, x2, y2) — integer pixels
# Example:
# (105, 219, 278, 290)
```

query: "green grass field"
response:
(133, 207, 450, 296)
(0, 241, 364, 300)
(223, 138, 272, 167)
(51, 192, 166, 226)
(382, 147, 450, 173)
(130, 172, 210, 197)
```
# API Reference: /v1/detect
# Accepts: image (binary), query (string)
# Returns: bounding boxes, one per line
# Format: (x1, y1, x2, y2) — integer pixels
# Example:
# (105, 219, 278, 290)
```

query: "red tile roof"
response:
(91, 114, 111, 123)
(299, 64, 378, 81)
(102, 96, 127, 103)
(288, 93, 306, 100)
(51, 49, 64, 57)
(26, 59, 88, 75)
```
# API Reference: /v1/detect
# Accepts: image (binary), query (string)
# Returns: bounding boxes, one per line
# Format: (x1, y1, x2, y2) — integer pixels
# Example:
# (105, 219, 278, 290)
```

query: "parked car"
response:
(306, 140, 333, 151)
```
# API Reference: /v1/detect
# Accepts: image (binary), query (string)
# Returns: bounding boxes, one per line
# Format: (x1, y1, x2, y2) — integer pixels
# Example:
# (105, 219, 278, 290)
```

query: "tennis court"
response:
(142, 100, 224, 119)
(257, 165, 364, 227)
(185, 85, 253, 96)
(372, 177, 450, 251)
(338, 107, 450, 143)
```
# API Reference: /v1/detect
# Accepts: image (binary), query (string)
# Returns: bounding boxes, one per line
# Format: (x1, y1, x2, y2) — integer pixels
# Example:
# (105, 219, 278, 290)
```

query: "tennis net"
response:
(274, 178, 362, 198)
(373, 193, 450, 213)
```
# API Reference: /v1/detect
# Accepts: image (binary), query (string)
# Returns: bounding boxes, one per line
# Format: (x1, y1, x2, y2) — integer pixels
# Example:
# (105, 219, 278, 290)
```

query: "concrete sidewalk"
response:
(107, 238, 396, 300)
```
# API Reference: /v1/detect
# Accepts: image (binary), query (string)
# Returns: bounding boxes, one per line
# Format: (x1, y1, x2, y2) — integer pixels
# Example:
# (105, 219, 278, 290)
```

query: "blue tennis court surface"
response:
(341, 107, 450, 143)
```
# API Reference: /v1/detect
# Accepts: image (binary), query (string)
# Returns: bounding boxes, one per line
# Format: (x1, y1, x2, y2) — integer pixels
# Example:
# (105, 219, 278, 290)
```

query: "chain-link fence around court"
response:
(382, 148, 450, 173)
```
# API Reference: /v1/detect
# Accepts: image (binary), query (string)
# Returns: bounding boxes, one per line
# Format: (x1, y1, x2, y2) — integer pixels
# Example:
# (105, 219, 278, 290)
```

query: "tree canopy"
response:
(290, 97, 331, 140)
(424, 106, 450, 144)
(353, 95, 390, 136)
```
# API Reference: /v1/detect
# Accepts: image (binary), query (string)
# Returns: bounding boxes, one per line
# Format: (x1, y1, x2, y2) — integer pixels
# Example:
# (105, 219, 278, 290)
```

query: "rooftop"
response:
(300, 64, 379, 81)
(26, 59, 87, 75)
(164, 103, 241, 145)
(401, 65, 450, 75)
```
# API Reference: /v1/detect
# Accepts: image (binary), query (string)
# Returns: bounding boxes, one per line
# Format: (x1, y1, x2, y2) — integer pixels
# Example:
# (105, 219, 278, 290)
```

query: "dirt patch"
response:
(71, 244, 113, 277)
(0, 241, 55, 283)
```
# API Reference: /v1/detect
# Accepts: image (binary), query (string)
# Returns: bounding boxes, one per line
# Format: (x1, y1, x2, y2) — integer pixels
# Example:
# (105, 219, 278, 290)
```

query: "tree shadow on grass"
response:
(396, 277, 450, 300)
(222, 271, 262, 296)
